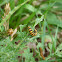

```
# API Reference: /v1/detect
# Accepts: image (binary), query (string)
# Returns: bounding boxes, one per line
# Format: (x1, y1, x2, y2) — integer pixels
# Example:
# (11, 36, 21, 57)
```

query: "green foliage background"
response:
(0, 0, 62, 62)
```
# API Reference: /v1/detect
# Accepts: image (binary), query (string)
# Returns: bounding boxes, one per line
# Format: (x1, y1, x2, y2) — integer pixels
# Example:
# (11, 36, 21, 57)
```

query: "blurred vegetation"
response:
(0, 0, 62, 62)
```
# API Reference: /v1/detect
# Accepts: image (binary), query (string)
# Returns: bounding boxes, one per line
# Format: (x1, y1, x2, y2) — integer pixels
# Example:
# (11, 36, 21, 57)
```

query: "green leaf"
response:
(34, 15, 44, 27)
(47, 12, 62, 28)
(25, 4, 42, 14)
(25, 4, 37, 12)
(19, 24, 26, 32)
(55, 43, 62, 57)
